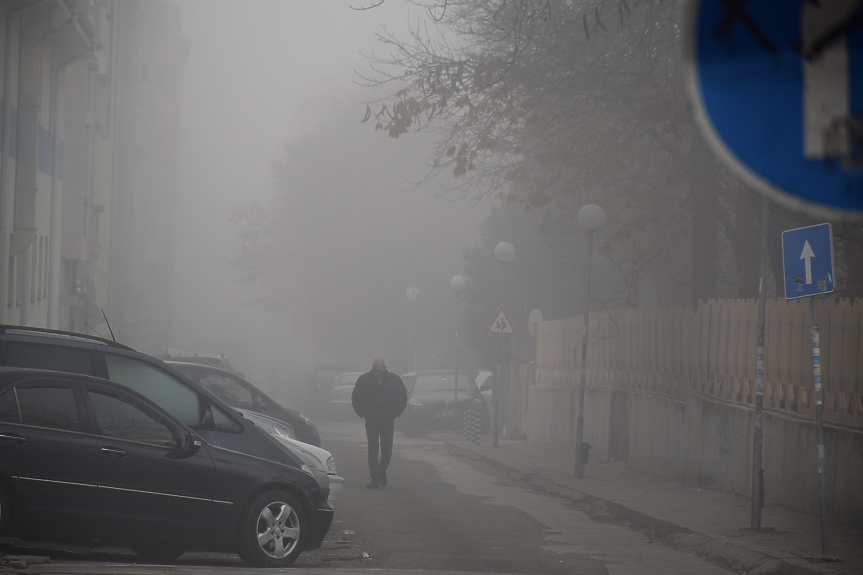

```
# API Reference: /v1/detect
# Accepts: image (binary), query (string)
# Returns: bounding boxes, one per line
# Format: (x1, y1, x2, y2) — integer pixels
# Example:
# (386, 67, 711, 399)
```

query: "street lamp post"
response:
(451, 275, 468, 409)
(406, 287, 420, 371)
(574, 204, 605, 478)
(493, 242, 515, 447)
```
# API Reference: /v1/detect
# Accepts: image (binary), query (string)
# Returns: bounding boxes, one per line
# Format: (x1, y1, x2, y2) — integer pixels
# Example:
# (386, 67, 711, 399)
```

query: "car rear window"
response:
(412, 374, 474, 394)
(4, 341, 97, 376)
(17, 384, 84, 432)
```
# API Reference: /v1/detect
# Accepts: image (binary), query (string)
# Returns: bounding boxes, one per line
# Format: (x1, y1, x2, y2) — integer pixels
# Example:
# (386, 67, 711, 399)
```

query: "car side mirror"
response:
(183, 433, 202, 455)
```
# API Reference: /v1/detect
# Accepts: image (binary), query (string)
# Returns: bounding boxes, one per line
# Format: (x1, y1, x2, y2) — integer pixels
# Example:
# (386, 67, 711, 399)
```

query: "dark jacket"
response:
(352, 370, 408, 422)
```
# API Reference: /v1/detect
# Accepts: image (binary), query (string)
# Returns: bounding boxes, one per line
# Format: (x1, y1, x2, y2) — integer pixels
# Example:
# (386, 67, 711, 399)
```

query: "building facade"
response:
(0, 0, 186, 356)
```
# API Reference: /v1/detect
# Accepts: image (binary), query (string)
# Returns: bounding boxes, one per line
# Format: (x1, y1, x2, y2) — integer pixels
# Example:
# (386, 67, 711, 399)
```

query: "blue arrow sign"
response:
(781, 223, 834, 299)
(684, 1, 863, 219)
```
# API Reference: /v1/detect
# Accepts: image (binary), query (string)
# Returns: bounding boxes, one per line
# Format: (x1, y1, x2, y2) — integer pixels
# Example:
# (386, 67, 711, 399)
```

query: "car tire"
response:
(237, 490, 306, 567)
(131, 543, 186, 563)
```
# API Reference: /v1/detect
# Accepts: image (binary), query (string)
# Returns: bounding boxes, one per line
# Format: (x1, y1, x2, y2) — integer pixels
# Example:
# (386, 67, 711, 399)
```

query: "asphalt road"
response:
(5, 419, 734, 574)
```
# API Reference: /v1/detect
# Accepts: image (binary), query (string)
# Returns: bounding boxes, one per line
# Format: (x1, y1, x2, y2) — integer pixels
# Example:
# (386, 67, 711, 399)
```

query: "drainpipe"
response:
(0, 0, 53, 324)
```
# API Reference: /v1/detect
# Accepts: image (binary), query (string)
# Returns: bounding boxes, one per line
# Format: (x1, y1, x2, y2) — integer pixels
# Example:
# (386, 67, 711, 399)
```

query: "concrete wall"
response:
(526, 386, 576, 448)
(527, 386, 863, 526)
(763, 410, 863, 524)
(526, 385, 628, 462)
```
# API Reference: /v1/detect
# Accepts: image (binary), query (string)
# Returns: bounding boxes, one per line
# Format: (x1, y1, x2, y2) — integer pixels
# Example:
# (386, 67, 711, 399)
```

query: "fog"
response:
(169, 1, 486, 401)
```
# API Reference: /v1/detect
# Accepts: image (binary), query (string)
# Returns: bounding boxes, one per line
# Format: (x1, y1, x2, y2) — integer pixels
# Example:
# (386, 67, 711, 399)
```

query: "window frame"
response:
(0, 339, 99, 378)
(81, 382, 182, 450)
(0, 378, 91, 435)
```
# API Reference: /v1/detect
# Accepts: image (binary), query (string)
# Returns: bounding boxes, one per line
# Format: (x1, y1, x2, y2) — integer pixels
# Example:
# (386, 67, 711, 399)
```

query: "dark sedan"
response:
(400, 370, 489, 436)
(167, 361, 322, 447)
(0, 368, 332, 567)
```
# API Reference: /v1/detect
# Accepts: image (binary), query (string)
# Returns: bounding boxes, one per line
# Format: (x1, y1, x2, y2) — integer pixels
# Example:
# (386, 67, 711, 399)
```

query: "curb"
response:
(443, 442, 835, 575)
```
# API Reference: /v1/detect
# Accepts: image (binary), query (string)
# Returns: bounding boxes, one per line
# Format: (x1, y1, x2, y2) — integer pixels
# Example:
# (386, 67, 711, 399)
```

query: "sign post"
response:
(751, 197, 769, 531)
(782, 223, 834, 555)
(486, 305, 517, 447)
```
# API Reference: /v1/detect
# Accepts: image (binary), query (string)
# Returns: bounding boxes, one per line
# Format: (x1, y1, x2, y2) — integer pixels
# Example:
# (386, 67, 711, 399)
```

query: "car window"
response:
(0, 389, 19, 423)
(105, 355, 201, 428)
(4, 341, 97, 376)
(198, 373, 254, 408)
(338, 374, 359, 385)
(16, 384, 84, 432)
(412, 374, 474, 394)
(89, 390, 177, 447)
(212, 403, 243, 433)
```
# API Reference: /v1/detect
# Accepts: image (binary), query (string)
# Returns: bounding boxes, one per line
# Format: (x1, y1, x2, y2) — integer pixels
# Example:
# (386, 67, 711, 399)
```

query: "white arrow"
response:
(800, 240, 816, 285)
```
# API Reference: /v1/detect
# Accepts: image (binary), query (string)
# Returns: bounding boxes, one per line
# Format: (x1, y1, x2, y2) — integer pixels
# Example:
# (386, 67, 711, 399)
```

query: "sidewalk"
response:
(443, 437, 863, 575)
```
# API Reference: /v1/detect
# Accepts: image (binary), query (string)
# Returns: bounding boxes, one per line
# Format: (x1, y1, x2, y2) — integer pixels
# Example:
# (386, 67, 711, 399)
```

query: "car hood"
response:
(239, 409, 335, 472)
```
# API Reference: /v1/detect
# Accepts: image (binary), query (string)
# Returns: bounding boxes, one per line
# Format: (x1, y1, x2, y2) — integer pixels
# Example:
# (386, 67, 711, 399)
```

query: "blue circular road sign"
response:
(684, 0, 863, 220)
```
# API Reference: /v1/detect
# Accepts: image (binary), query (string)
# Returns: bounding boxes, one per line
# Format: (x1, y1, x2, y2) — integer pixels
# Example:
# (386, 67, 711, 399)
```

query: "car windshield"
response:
(412, 374, 473, 394)
(337, 373, 360, 385)
(198, 373, 255, 408)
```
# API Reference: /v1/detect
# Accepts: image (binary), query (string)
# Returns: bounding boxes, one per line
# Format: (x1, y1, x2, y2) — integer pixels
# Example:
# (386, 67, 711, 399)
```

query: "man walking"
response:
(351, 358, 407, 488)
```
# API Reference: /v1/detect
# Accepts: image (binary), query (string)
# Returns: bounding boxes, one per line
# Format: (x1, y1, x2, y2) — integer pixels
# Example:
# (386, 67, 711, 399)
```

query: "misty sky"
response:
(169, 1, 488, 391)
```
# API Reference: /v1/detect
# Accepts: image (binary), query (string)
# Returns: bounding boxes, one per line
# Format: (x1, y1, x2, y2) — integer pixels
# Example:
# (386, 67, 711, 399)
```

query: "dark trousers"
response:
(365, 418, 394, 481)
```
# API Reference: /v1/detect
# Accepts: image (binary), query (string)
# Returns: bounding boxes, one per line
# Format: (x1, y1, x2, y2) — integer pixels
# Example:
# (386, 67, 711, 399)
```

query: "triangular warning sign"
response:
(485, 305, 517, 336)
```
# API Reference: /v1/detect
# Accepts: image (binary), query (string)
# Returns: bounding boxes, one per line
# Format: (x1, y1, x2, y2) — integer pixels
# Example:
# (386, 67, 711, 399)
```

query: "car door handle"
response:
(0, 433, 25, 444)
(101, 446, 126, 458)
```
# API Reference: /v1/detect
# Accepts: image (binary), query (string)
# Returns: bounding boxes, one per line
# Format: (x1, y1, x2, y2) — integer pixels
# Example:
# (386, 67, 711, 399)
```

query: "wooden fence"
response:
(534, 298, 863, 429)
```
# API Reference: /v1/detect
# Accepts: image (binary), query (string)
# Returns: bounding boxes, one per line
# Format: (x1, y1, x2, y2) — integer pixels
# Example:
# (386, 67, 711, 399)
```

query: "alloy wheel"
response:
(256, 500, 300, 559)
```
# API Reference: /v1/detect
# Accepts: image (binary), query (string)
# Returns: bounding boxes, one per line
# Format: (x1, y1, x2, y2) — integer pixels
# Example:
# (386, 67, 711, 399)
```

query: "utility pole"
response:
(751, 197, 768, 530)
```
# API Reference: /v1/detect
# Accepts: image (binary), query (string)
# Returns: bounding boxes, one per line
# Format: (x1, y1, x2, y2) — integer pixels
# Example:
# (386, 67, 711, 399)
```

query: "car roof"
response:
(0, 324, 135, 351)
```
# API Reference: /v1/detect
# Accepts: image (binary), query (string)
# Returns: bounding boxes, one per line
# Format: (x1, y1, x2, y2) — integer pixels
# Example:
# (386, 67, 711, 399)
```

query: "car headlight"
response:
(302, 450, 327, 474)
(409, 399, 424, 408)
(326, 456, 337, 474)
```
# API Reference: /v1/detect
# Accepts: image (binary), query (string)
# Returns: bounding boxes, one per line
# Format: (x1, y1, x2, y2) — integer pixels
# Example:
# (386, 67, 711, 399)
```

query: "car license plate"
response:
(439, 410, 455, 418)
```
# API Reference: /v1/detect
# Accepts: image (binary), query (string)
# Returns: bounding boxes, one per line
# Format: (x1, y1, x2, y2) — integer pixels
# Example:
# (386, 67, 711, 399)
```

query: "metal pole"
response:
(409, 302, 415, 371)
(810, 297, 829, 556)
(493, 361, 501, 447)
(494, 262, 506, 447)
(575, 231, 594, 477)
(454, 298, 460, 408)
(751, 197, 769, 530)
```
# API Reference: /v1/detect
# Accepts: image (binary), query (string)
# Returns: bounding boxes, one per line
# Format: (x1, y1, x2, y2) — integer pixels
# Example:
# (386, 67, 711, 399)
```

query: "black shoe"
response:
(366, 480, 380, 489)
(378, 469, 387, 486)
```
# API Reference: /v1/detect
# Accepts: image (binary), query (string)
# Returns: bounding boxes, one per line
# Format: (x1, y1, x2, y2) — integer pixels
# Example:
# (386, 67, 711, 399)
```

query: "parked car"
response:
(475, 370, 494, 407)
(0, 367, 332, 567)
(327, 371, 364, 418)
(400, 370, 489, 436)
(305, 364, 356, 415)
(0, 326, 315, 467)
(240, 410, 344, 505)
(167, 361, 321, 447)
